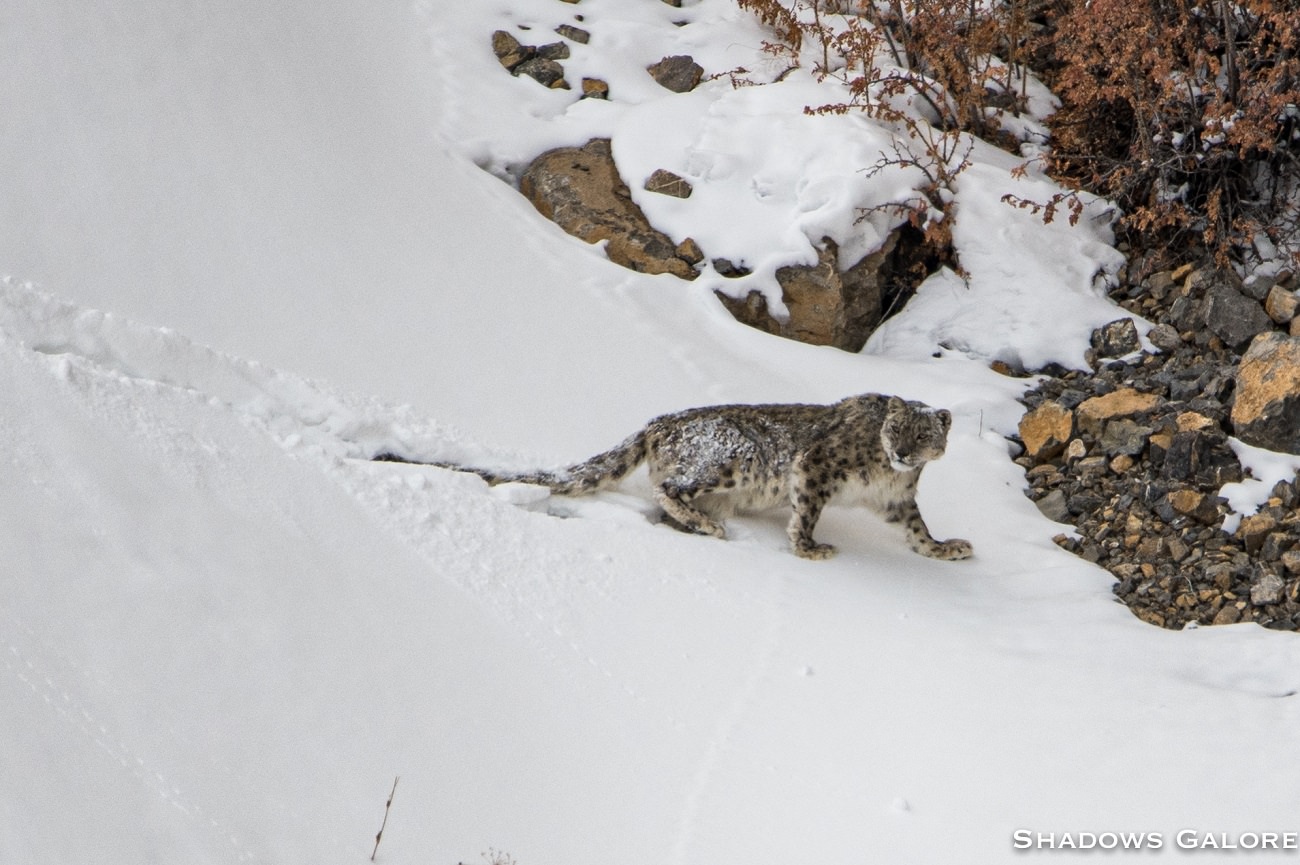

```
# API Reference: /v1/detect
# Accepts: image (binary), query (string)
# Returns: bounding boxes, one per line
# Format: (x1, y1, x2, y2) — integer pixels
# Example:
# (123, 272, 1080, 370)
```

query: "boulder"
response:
(1159, 429, 1243, 488)
(1019, 401, 1074, 461)
(1164, 488, 1222, 524)
(647, 55, 704, 92)
(520, 139, 698, 279)
(1232, 332, 1300, 453)
(1203, 281, 1272, 351)
(717, 234, 900, 352)
(1075, 388, 1160, 436)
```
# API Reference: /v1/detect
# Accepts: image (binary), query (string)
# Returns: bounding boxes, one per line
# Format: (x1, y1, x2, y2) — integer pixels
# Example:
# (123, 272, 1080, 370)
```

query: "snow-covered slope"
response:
(4, 2, 1300, 864)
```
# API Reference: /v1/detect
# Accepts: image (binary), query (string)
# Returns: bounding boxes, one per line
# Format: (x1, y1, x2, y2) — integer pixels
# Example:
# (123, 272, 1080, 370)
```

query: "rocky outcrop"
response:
(520, 139, 699, 280)
(1232, 332, 1300, 454)
(716, 234, 900, 352)
(1015, 311, 1300, 631)
(517, 137, 908, 350)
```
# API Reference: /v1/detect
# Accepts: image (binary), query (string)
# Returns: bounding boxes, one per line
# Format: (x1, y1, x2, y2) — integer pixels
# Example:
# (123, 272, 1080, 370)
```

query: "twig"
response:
(371, 776, 400, 862)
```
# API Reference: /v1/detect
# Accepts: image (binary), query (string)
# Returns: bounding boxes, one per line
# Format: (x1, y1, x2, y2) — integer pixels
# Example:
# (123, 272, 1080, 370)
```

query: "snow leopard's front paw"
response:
(794, 541, 837, 560)
(931, 538, 973, 560)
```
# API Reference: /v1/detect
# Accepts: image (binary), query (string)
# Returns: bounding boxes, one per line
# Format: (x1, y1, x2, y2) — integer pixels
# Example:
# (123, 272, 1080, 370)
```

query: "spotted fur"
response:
(375, 393, 971, 560)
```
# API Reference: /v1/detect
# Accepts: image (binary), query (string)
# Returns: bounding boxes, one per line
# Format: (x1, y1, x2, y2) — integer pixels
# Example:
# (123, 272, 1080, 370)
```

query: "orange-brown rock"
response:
(1018, 401, 1074, 461)
(1232, 332, 1300, 454)
(1075, 388, 1160, 436)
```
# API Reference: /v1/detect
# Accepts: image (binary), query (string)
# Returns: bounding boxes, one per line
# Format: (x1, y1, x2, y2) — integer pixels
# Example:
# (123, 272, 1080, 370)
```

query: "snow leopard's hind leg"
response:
(652, 478, 728, 539)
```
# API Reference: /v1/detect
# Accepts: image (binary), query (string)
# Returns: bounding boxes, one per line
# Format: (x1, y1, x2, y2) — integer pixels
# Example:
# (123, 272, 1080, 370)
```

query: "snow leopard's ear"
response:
(886, 396, 907, 415)
(935, 409, 952, 433)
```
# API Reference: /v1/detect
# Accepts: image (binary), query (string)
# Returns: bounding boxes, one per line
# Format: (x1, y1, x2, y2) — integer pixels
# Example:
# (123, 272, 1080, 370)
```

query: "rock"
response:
(1203, 281, 1272, 351)
(1144, 270, 1178, 299)
(1147, 323, 1182, 352)
(1159, 430, 1243, 488)
(1165, 488, 1222, 524)
(492, 30, 534, 71)
(1168, 291, 1206, 332)
(555, 24, 591, 44)
(1260, 532, 1291, 561)
(720, 234, 903, 351)
(1175, 411, 1216, 433)
(1265, 285, 1299, 324)
(1019, 402, 1074, 462)
(1090, 318, 1142, 359)
(1212, 604, 1242, 625)
(1281, 550, 1300, 575)
(1272, 478, 1299, 508)
(1097, 418, 1152, 457)
(1075, 388, 1160, 436)
(515, 57, 568, 88)
(1251, 572, 1286, 606)
(1241, 271, 1276, 300)
(712, 257, 750, 278)
(536, 41, 571, 61)
(647, 55, 704, 92)
(1065, 438, 1088, 462)
(1236, 512, 1278, 555)
(520, 139, 697, 279)
(674, 237, 703, 265)
(644, 169, 692, 198)
(1034, 489, 1070, 522)
(1232, 332, 1300, 453)
(581, 78, 609, 99)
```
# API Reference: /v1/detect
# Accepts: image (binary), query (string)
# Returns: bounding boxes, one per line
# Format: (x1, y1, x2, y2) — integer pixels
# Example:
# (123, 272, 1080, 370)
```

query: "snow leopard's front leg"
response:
(787, 462, 837, 560)
(899, 498, 972, 560)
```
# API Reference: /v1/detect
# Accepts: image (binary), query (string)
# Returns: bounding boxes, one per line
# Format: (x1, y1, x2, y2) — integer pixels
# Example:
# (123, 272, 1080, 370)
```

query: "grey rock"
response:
(1034, 489, 1071, 522)
(1147, 323, 1182, 352)
(1159, 430, 1243, 488)
(1091, 318, 1142, 359)
(536, 41, 571, 61)
(712, 257, 750, 278)
(1098, 418, 1153, 457)
(555, 24, 590, 44)
(647, 55, 704, 92)
(515, 57, 568, 89)
(1203, 283, 1272, 351)
(1251, 572, 1286, 606)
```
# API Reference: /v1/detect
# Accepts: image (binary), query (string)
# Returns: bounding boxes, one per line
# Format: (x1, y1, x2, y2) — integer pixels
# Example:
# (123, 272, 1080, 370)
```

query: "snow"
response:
(3, 2, 1300, 864)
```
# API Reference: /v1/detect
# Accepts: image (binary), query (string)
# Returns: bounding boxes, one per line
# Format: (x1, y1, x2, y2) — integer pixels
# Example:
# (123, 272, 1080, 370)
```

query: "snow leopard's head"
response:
(880, 397, 952, 472)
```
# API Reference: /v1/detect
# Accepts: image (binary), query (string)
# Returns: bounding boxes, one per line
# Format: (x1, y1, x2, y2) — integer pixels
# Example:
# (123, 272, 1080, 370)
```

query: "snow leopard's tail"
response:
(373, 429, 648, 496)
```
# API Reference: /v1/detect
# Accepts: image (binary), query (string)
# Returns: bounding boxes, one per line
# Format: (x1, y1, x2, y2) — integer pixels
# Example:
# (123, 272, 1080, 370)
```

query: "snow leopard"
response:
(374, 393, 972, 561)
